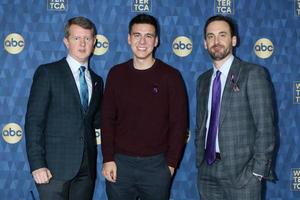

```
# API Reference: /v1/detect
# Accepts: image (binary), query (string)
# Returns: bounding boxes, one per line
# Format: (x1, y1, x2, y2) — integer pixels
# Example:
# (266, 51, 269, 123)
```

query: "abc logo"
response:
(4, 33, 25, 54)
(94, 35, 109, 56)
(2, 123, 23, 144)
(254, 38, 274, 59)
(95, 129, 101, 145)
(172, 36, 192, 57)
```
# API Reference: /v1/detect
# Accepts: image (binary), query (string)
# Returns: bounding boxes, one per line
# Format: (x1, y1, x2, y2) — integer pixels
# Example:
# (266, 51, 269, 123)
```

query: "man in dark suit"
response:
(25, 16, 103, 200)
(195, 15, 276, 200)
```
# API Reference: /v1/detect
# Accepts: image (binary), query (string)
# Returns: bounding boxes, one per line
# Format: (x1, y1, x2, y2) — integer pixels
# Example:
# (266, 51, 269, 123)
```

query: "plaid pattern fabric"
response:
(25, 58, 103, 180)
(198, 160, 262, 200)
(195, 58, 276, 195)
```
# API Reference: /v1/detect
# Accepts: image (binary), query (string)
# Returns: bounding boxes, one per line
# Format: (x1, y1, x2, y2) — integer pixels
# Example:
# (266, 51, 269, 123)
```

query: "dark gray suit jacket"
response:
(195, 58, 276, 187)
(25, 58, 103, 181)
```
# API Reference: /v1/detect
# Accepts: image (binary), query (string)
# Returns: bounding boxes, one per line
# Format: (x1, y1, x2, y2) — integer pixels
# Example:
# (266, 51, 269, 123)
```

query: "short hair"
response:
(64, 16, 96, 38)
(128, 14, 159, 37)
(203, 15, 236, 38)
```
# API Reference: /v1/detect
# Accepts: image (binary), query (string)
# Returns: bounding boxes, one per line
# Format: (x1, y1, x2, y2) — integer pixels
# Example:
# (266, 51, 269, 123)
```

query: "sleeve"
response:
(101, 70, 117, 163)
(25, 66, 50, 172)
(166, 70, 189, 168)
(247, 66, 276, 179)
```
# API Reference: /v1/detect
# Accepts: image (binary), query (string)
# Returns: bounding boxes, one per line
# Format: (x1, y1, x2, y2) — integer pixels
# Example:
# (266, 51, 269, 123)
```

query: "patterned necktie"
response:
(79, 66, 89, 112)
(205, 70, 221, 165)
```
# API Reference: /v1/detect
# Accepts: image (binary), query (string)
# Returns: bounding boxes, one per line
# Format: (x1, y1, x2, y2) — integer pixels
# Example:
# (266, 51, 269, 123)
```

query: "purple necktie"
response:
(205, 70, 221, 165)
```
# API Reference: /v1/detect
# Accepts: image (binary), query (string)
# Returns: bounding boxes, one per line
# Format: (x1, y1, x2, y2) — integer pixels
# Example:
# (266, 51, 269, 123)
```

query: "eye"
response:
(146, 34, 154, 39)
(133, 33, 141, 38)
(219, 32, 227, 38)
(85, 37, 91, 42)
(206, 35, 214, 40)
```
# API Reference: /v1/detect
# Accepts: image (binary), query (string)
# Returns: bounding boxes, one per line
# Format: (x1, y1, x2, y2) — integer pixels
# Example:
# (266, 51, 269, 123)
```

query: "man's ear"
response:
(63, 37, 69, 49)
(127, 34, 131, 45)
(204, 39, 208, 50)
(232, 36, 237, 47)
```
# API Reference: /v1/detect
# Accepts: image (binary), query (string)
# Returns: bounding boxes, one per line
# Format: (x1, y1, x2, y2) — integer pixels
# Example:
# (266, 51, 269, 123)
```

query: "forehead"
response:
(131, 23, 156, 33)
(206, 20, 231, 34)
(69, 24, 93, 35)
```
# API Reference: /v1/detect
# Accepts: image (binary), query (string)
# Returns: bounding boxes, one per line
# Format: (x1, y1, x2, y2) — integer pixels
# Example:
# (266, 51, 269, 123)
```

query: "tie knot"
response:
(216, 70, 221, 77)
(79, 66, 86, 73)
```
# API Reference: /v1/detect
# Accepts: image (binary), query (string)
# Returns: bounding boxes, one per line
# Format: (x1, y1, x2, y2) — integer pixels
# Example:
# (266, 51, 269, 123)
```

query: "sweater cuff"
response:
(166, 157, 178, 168)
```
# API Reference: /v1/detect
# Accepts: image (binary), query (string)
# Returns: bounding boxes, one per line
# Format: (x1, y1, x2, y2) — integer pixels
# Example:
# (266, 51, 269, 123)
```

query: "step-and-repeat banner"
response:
(1, 0, 300, 199)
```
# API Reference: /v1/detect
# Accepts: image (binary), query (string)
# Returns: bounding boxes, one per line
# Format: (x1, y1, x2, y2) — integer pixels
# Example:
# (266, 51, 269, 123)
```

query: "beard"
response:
(207, 44, 232, 61)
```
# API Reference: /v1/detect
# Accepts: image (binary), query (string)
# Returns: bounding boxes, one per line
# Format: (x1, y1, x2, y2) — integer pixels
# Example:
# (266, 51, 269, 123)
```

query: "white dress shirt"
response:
(66, 55, 92, 103)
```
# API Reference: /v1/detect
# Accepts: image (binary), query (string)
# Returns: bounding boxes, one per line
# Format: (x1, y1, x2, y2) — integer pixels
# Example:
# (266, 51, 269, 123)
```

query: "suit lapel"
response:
(200, 70, 213, 132)
(61, 59, 85, 114)
(88, 70, 99, 113)
(219, 58, 241, 126)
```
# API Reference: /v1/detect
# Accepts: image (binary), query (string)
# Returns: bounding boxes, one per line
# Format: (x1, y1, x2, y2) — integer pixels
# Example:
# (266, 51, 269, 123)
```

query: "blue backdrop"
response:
(1, 0, 300, 199)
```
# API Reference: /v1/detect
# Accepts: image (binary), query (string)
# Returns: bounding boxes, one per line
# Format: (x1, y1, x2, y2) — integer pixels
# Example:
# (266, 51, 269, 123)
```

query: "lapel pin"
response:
(230, 74, 240, 92)
(153, 84, 159, 94)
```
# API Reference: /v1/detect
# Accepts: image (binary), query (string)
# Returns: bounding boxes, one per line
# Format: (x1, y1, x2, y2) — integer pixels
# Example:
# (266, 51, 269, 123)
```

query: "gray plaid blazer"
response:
(25, 58, 103, 180)
(195, 57, 276, 187)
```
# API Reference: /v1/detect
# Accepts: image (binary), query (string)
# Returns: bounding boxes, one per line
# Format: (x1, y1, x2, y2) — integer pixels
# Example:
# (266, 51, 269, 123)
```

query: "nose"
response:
(215, 36, 221, 44)
(79, 38, 86, 46)
(139, 36, 146, 44)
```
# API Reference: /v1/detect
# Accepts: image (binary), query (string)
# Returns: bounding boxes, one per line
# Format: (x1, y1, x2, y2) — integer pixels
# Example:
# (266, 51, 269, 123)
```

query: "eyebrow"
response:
(206, 31, 228, 36)
(131, 31, 155, 35)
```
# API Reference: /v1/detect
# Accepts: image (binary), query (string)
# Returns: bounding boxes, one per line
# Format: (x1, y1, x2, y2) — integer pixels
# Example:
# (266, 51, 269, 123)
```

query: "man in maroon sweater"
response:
(101, 14, 188, 200)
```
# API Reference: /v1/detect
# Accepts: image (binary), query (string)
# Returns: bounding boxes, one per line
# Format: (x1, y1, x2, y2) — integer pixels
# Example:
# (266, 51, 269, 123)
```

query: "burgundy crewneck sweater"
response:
(101, 59, 188, 167)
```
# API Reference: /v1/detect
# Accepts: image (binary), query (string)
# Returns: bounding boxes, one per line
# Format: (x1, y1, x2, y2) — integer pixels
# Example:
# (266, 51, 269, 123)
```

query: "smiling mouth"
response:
(137, 47, 147, 51)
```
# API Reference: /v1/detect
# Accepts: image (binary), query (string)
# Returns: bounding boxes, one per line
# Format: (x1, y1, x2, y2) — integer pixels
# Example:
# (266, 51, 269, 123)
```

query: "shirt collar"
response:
(66, 54, 88, 73)
(212, 55, 234, 77)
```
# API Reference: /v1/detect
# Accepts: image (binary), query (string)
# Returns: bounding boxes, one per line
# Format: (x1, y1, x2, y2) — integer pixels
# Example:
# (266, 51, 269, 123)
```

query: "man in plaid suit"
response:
(195, 15, 276, 200)
(25, 16, 103, 200)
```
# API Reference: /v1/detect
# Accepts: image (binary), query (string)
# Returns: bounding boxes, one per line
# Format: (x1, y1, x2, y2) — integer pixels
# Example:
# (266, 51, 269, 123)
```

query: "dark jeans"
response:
(106, 153, 172, 200)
